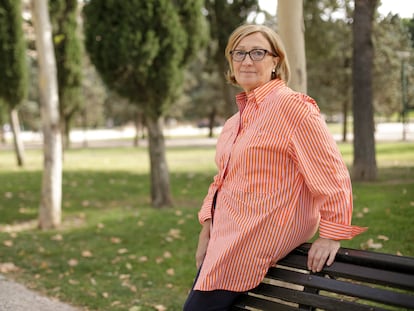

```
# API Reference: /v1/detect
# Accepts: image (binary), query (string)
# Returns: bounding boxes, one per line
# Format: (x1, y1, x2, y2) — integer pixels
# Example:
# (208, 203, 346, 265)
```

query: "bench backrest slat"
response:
(278, 253, 414, 290)
(295, 244, 414, 273)
(249, 283, 388, 311)
(232, 294, 300, 311)
(267, 267, 414, 309)
(232, 243, 414, 310)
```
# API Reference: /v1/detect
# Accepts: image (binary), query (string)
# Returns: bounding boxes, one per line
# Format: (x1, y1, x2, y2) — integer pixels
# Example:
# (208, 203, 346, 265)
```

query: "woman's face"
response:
(232, 32, 278, 92)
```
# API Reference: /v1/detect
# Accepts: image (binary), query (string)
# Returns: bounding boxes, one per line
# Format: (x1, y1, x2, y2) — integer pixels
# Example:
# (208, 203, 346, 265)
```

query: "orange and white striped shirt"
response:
(195, 79, 366, 292)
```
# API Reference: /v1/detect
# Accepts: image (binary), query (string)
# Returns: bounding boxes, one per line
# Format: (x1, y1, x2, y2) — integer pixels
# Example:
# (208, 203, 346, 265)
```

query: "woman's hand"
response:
(195, 219, 211, 269)
(307, 237, 340, 273)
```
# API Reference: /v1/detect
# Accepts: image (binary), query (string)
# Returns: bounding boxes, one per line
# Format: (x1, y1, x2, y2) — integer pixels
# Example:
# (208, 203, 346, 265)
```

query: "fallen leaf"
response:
(163, 251, 172, 259)
(3, 240, 13, 247)
(166, 268, 175, 276)
(139, 256, 148, 262)
(125, 262, 132, 270)
(97, 223, 105, 229)
(119, 274, 130, 280)
(4, 192, 13, 199)
(377, 235, 389, 241)
(51, 234, 63, 241)
(0, 262, 19, 273)
(111, 237, 122, 244)
(168, 229, 181, 239)
(361, 238, 382, 250)
(362, 207, 369, 213)
(154, 304, 167, 311)
(82, 250, 93, 258)
(118, 248, 128, 254)
(40, 261, 49, 269)
(102, 292, 109, 298)
(129, 306, 141, 311)
(68, 259, 78, 267)
(68, 279, 80, 285)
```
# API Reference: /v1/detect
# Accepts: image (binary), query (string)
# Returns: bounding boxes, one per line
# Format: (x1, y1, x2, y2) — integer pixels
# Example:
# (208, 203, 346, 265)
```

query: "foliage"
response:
(304, 0, 353, 115)
(203, 0, 259, 116)
(373, 14, 414, 116)
(49, 0, 83, 146)
(304, 1, 414, 120)
(0, 0, 27, 108)
(83, 0, 207, 119)
(0, 142, 413, 310)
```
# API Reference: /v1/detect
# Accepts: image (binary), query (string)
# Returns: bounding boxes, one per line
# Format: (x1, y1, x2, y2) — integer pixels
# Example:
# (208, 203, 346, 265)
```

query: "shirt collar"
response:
(236, 79, 285, 113)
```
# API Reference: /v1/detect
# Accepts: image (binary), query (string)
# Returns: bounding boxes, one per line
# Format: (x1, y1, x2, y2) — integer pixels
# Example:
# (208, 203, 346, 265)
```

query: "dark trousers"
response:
(183, 267, 244, 311)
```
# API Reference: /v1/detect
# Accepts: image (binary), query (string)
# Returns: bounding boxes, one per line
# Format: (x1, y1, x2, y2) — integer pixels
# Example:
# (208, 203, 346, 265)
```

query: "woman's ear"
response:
(272, 56, 280, 68)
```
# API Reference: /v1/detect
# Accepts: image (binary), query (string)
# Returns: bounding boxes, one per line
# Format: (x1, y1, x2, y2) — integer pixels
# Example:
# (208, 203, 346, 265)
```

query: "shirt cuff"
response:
(198, 194, 215, 224)
(319, 219, 368, 240)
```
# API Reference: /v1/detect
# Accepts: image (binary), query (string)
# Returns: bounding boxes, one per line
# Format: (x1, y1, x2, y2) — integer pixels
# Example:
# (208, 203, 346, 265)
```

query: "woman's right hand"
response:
(195, 219, 211, 269)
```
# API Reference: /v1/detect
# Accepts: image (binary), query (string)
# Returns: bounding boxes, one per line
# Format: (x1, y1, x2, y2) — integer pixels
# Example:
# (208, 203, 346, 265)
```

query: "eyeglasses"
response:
(230, 49, 276, 62)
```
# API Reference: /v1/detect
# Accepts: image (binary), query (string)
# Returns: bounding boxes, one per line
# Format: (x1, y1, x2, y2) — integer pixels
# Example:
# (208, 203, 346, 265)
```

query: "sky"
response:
(258, 0, 414, 19)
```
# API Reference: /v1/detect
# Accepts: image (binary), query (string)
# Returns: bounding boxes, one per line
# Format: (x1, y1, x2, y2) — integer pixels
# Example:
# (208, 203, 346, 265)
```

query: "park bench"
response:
(231, 243, 414, 311)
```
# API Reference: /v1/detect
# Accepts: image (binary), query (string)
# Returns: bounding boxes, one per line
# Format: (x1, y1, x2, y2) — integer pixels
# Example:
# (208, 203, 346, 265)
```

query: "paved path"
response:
(0, 274, 79, 311)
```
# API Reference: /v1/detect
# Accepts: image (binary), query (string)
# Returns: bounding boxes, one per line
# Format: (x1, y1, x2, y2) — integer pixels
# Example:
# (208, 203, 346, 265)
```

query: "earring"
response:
(271, 68, 276, 79)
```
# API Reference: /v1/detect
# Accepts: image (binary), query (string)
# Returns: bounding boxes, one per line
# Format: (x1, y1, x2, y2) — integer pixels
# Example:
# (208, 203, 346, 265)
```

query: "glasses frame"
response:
(230, 49, 277, 62)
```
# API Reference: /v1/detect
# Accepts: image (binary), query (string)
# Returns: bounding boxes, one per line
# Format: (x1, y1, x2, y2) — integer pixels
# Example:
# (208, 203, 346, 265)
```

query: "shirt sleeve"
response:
(290, 105, 367, 240)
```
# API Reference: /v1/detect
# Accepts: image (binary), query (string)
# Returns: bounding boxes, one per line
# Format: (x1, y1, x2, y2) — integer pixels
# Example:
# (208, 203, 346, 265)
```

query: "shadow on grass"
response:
(0, 169, 213, 225)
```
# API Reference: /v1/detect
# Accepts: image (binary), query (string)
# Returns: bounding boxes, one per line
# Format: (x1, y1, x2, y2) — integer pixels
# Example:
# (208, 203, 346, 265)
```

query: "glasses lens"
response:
(250, 50, 266, 61)
(232, 51, 246, 61)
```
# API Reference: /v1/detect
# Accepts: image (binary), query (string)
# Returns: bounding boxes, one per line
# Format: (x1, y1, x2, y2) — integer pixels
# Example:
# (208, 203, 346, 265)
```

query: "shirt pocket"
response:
(236, 129, 290, 194)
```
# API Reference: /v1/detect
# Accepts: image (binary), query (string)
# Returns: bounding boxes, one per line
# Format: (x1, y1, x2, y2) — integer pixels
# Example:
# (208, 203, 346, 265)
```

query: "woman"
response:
(184, 24, 366, 311)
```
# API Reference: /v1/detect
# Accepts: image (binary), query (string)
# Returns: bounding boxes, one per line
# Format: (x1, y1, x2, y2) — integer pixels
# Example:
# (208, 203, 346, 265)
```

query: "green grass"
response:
(0, 141, 413, 310)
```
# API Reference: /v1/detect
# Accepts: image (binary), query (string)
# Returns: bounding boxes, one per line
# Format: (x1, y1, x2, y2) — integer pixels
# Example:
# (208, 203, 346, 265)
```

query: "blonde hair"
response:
(225, 24, 290, 85)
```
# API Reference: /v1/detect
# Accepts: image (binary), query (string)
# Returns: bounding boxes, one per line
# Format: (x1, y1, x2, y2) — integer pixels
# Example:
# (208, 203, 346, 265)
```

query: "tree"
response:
(304, 0, 353, 141)
(204, 0, 259, 117)
(49, 0, 83, 149)
(352, 0, 379, 181)
(0, 0, 27, 166)
(374, 14, 414, 118)
(84, 0, 207, 207)
(277, 0, 307, 92)
(31, 0, 62, 229)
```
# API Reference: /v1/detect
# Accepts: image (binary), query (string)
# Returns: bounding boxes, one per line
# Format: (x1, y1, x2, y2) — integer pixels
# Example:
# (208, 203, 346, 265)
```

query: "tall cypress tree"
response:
(0, 0, 27, 166)
(84, 0, 207, 207)
(49, 0, 82, 148)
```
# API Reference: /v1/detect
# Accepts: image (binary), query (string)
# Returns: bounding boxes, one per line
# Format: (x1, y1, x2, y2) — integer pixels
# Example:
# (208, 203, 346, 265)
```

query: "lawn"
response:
(0, 141, 413, 310)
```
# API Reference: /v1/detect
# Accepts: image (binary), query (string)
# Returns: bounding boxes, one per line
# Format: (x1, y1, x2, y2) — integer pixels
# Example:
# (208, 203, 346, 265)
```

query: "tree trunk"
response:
(146, 116, 173, 208)
(352, 0, 378, 181)
(277, 0, 307, 93)
(133, 111, 141, 147)
(0, 126, 5, 144)
(342, 100, 349, 142)
(207, 107, 216, 138)
(9, 108, 25, 166)
(32, 0, 62, 229)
